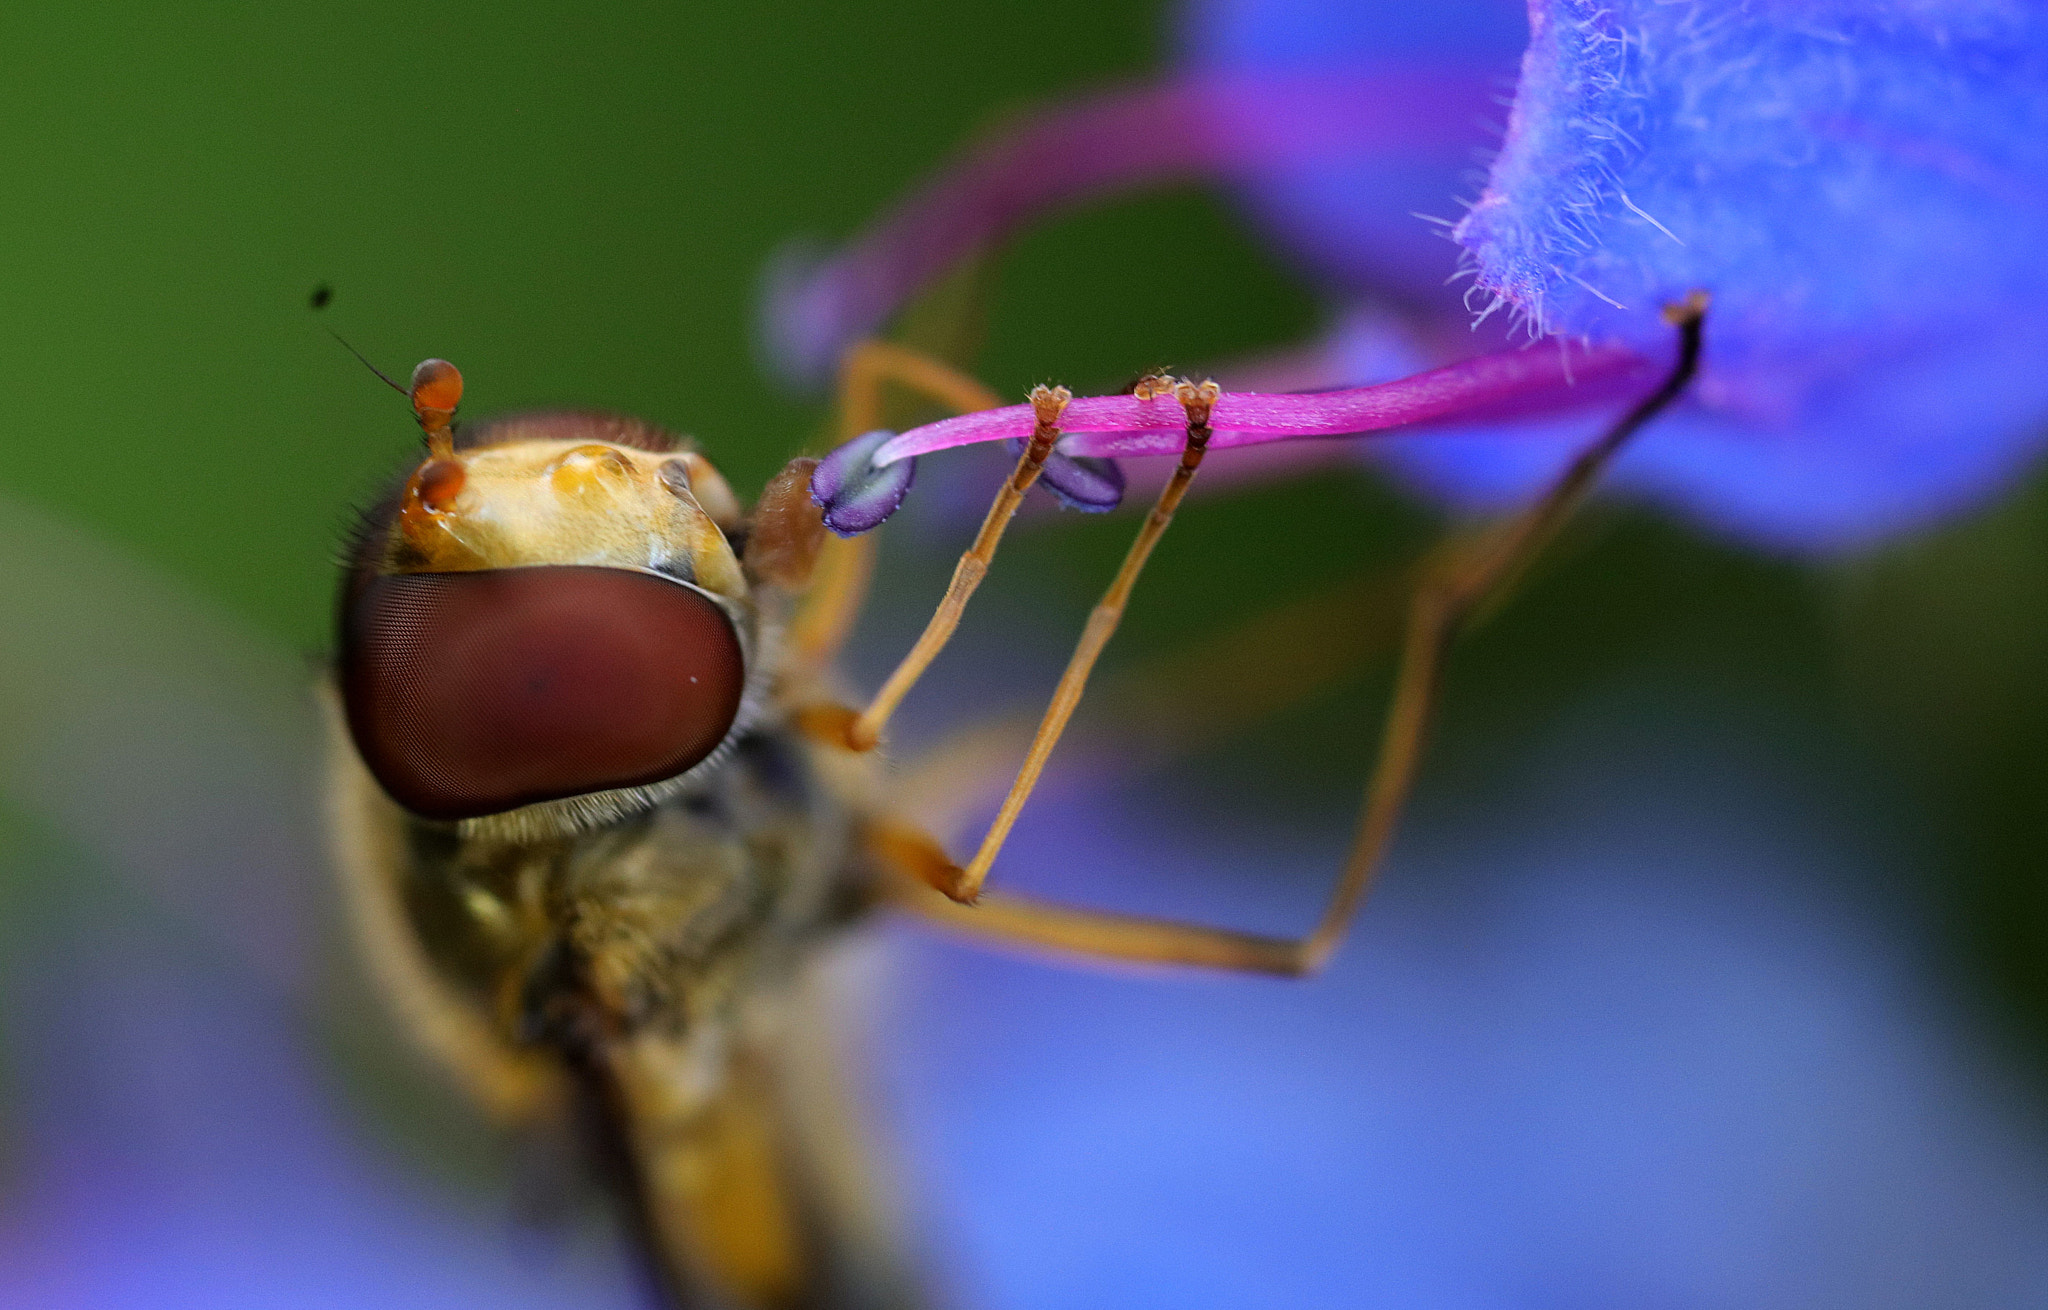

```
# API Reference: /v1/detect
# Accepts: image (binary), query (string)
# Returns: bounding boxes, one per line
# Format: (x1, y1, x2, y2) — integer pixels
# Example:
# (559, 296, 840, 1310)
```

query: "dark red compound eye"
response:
(340, 566, 744, 821)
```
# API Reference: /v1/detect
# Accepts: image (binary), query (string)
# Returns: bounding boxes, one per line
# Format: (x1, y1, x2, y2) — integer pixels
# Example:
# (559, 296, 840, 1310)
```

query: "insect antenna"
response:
(318, 324, 463, 459)
(308, 283, 410, 398)
(405, 359, 464, 458)
(323, 327, 411, 397)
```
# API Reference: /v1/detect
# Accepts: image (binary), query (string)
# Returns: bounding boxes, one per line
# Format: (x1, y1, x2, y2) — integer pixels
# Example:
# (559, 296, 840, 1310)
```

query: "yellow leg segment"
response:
(949, 379, 1218, 900)
(846, 385, 1071, 751)
(786, 340, 1009, 674)
(879, 296, 1709, 972)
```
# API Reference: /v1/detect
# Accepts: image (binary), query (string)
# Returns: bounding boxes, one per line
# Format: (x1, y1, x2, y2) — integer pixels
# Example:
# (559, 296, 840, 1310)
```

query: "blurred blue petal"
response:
(1180, 0, 1528, 299)
(879, 697, 2048, 1308)
(0, 929, 637, 1309)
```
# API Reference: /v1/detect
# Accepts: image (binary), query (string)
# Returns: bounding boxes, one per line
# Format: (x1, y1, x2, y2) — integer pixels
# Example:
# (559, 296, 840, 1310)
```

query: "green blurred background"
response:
(0, 0, 2042, 1135)
(0, 0, 1312, 645)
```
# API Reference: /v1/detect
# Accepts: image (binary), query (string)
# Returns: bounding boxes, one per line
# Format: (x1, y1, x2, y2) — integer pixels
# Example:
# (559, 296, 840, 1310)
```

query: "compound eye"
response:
(341, 567, 744, 820)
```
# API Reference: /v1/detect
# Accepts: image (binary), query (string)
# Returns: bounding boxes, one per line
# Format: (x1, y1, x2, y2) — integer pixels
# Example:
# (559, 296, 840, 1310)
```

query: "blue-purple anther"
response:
(809, 429, 917, 537)
(1014, 441, 1127, 513)
(809, 428, 1129, 534)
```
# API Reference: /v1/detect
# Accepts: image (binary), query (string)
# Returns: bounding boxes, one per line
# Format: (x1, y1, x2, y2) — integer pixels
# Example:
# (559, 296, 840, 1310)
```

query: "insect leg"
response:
(844, 383, 1071, 751)
(888, 565, 1409, 841)
(835, 338, 1004, 440)
(877, 553, 1461, 973)
(884, 878, 1306, 974)
(881, 296, 1708, 969)
(786, 340, 1010, 671)
(786, 530, 881, 670)
(938, 379, 1220, 902)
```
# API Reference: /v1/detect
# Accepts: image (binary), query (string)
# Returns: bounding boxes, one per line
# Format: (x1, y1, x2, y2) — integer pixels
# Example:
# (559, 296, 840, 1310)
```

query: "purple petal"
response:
(810, 428, 918, 536)
(868, 342, 1655, 465)
(761, 71, 1506, 389)
(1009, 439, 1127, 513)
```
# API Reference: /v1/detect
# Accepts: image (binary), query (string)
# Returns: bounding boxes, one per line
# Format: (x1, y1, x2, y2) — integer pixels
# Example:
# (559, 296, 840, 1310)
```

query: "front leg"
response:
(865, 297, 1708, 975)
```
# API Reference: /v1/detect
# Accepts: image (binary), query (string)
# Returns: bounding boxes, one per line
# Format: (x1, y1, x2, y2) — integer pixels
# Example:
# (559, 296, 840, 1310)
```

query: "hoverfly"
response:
(329, 299, 1703, 1307)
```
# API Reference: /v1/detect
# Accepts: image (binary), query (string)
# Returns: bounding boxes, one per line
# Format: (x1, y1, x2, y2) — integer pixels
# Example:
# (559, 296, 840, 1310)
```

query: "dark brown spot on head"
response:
(411, 458, 466, 511)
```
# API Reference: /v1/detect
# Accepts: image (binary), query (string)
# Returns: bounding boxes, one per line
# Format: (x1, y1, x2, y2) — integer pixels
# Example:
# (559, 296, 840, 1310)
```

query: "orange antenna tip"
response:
(410, 358, 463, 417)
(409, 358, 463, 457)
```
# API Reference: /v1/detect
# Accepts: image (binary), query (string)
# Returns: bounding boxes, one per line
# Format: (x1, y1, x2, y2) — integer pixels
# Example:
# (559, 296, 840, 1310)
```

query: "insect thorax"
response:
(397, 719, 874, 1062)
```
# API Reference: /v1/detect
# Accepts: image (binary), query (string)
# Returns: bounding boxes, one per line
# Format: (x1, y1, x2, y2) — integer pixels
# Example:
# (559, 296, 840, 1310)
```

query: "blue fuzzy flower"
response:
(777, 0, 2048, 548)
(1443, 0, 2048, 544)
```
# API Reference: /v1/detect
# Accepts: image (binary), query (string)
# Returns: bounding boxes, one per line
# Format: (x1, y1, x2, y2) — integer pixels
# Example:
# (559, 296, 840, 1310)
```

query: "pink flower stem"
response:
(873, 340, 1658, 465)
(766, 70, 1501, 386)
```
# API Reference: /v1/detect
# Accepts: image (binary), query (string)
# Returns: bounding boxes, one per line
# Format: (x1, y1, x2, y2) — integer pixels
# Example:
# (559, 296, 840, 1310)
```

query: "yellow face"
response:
(343, 412, 767, 831)
(389, 420, 748, 603)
